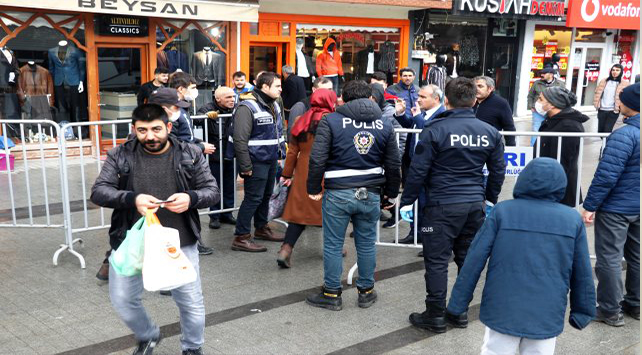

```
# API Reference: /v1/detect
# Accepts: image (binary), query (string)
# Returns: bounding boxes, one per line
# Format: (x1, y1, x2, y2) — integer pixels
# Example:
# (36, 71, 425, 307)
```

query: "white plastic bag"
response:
(142, 211, 197, 292)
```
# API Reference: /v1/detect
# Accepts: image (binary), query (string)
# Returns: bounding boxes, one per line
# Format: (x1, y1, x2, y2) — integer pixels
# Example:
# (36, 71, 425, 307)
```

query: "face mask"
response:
(184, 88, 199, 102)
(534, 101, 548, 116)
(167, 109, 181, 122)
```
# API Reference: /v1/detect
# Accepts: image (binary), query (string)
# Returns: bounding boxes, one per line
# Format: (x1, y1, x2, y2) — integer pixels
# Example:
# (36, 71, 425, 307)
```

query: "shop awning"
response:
(0, 0, 259, 22)
(297, 24, 399, 33)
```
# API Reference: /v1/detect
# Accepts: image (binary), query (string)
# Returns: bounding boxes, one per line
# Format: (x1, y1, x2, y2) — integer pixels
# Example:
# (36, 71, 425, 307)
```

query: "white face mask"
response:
(184, 88, 199, 102)
(166, 109, 181, 122)
(534, 101, 548, 116)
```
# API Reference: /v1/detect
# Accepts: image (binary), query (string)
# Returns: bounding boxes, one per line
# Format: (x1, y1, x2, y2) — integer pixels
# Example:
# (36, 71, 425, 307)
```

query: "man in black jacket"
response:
(90, 104, 219, 355)
(136, 67, 169, 106)
(473, 76, 516, 146)
(198, 86, 237, 229)
(281, 65, 307, 122)
(306, 80, 401, 311)
(399, 78, 506, 333)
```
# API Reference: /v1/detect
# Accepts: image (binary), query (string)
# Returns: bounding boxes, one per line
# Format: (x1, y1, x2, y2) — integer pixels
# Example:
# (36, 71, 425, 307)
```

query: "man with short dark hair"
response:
(370, 71, 388, 88)
(305, 80, 401, 310)
(91, 104, 219, 355)
(473, 76, 516, 146)
(137, 67, 169, 106)
(399, 77, 506, 333)
(232, 71, 253, 100)
(230, 72, 287, 252)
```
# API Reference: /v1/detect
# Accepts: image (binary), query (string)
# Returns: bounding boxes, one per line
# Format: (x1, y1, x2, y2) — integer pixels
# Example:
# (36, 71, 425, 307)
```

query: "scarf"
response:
(291, 89, 336, 138)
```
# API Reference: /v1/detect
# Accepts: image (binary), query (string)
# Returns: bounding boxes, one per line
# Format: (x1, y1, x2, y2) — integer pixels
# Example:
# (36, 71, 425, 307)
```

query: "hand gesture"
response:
(206, 111, 219, 120)
(395, 99, 406, 116)
(135, 194, 159, 216)
(411, 102, 421, 117)
(582, 210, 595, 224)
(163, 193, 191, 214)
(308, 193, 322, 201)
(203, 143, 216, 155)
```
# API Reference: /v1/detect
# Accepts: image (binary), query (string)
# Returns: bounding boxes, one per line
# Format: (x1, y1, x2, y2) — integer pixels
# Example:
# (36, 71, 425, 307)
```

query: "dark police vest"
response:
(225, 98, 286, 162)
(323, 111, 393, 190)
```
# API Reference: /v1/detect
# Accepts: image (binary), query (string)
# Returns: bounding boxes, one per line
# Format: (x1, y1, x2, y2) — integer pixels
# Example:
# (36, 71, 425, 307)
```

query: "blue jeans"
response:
(325, 76, 339, 94)
(531, 111, 546, 146)
(322, 189, 380, 290)
(109, 244, 204, 351)
(235, 161, 277, 235)
(209, 159, 235, 220)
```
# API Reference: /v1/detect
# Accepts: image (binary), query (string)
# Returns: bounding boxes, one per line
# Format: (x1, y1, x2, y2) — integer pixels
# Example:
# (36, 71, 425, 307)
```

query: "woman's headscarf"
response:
(608, 63, 624, 82)
(291, 89, 337, 138)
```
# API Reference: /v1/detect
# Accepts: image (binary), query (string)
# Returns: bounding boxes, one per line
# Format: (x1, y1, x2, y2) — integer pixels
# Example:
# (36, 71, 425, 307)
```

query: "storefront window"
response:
(0, 11, 88, 139)
(614, 30, 637, 82)
(296, 24, 401, 86)
(574, 29, 606, 43)
(531, 25, 572, 87)
(156, 20, 228, 110)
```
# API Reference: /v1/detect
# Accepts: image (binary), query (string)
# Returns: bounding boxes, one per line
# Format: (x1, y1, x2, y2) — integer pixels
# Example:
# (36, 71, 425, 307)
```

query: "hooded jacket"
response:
(315, 38, 344, 77)
(307, 98, 401, 198)
(593, 78, 629, 112)
(583, 114, 640, 215)
(537, 108, 589, 207)
(447, 158, 596, 339)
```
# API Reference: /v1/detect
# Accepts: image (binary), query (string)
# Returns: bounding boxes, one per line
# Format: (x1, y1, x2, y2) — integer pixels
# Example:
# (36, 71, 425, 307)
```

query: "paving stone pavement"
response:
(0, 116, 639, 354)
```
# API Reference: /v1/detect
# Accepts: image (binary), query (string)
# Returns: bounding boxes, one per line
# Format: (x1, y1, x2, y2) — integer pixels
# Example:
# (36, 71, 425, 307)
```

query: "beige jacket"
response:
(593, 78, 629, 112)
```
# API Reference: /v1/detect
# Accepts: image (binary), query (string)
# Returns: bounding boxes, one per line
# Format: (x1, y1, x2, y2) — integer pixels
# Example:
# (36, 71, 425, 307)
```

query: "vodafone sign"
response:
(567, 0, 640, 29)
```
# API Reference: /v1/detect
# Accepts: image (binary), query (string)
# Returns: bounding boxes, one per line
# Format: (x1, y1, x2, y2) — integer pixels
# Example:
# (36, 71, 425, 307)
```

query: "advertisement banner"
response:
(566, 0, 640, 29)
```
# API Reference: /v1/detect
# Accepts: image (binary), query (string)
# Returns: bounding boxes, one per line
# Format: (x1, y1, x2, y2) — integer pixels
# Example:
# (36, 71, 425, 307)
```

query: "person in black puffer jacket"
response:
(535, 86, 588, 207)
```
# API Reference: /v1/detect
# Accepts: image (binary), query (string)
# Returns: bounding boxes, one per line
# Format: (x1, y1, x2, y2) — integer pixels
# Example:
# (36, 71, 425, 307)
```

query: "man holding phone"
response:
(91, 104, 219, 355)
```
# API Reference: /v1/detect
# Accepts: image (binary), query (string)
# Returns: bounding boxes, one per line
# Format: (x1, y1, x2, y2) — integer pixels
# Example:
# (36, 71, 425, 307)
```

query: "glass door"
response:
(248, 43, 287, 81)
(96, 45, 145, 142)
(569, 45, 605, 107)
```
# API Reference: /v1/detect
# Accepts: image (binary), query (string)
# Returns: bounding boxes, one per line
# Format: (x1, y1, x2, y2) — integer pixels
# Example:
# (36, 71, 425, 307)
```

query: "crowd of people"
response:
(89, 63, 639, 355)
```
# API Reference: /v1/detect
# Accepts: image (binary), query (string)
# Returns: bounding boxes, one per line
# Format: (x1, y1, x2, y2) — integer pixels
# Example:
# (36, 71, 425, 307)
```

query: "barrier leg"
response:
(347, 262, 358, 286)
(272, 218, 289, 228)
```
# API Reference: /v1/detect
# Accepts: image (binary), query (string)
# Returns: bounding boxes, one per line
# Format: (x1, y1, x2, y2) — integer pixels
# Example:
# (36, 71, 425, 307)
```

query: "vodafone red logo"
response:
(568, 0, 640, 29)
(581, 0, 600, 21)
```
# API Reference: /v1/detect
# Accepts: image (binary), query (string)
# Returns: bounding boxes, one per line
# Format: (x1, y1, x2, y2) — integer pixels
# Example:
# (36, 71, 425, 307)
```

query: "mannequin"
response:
(48, 40, 86, 125)
(191, 45, 223, 87)
(355, 41, 377, 81)
(19, 60, 55, 122)
(295, 38, 315, 93)
(427, 54, 448, 93)
(446, 43, 460, 79)
(156, 42, 169, 70)
(0, 44, 21, 136)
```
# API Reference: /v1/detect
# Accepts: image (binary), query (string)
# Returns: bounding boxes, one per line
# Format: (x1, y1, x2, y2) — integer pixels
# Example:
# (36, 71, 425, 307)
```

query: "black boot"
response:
(357, 287, 378, 308)
(306, 287, 342, 311)
(446, 310, 468, 328)
(409, 303, 447, 333)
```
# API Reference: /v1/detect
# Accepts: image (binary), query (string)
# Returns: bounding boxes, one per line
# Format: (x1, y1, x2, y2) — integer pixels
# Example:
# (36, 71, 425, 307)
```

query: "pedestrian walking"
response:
(306, 80, 401, 310)
(197, 86, 238, 229)
(593, 64, 630, 133)
(473, 76, 516, 146)
(399, 77, 506, 333)
(447, 158, 596, 355)
(231, 72, 286, 252)
(90, 104, 219, 355)
(535, 86, 588, 208)
(277, 88, 337, 268)
(281, 65, 307, 122)
(583, 83, 640, 326)
(137, 67, 168, 106)
(528, 65, 565, 145)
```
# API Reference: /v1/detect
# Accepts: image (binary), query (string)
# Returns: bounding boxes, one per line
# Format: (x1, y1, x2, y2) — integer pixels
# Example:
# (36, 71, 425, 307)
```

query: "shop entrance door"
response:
(249, 43, 288, 80)
(485, 37, 518, 110)
(95, 44, 147, 148)
(569, 44, 606, 108)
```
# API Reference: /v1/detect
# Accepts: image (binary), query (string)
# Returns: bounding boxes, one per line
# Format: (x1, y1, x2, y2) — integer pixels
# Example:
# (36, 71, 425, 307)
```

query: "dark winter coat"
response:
(448, 157, 596, 339)
(537, 108, 589, 207)
(282, 74, 307, 110)
(197, 101, 234, 163)
(90, 136, 220, 251)
(473, 92, 516, 146)
(583, 114, 640, 215)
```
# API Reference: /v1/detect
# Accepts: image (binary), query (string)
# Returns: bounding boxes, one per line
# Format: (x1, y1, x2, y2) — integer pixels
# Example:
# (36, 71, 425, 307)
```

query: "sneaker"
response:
(409, 309, 447, 333)
(445, 311, 468, 328)
(306, 287, 343, 311)
(621, 302, 640, 320)
(357, 287, 377, 308)
(132, 335, 161, 355)
(595, 308, 625, 327)
(208, 219, 221, 229)
(182, 348, 203, 355)
(382, 218, 399, 229)
(197, 244, 214, 255)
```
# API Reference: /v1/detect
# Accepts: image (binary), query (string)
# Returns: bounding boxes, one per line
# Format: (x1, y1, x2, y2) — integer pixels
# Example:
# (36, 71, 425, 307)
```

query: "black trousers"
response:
(284, 222, 306, 247)
(54, 85, 80, 123)
(0, 93, 21, 137)
(420, 201, 485, 309)
(597, 110, 619, 133)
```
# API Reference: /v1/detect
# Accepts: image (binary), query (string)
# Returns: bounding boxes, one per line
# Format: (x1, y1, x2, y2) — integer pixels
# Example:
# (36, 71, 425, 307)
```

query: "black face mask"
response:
(328, 43, 335, 52)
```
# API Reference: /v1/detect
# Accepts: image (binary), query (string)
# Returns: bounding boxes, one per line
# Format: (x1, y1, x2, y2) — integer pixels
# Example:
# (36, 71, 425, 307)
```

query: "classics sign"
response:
(455, 0, 565, 17)
(566, 0, 640, 29)
(97, 15, 148, 36)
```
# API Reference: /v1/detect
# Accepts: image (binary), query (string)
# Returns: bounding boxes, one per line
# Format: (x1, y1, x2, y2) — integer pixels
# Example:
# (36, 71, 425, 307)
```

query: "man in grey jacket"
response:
(90, 104, 219, 355)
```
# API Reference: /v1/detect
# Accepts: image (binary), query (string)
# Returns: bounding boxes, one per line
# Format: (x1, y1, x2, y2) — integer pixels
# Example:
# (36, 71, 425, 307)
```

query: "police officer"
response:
(306, 80, 401, 311)
(399, 77, 506, 332)
(231, 72, 287, 252)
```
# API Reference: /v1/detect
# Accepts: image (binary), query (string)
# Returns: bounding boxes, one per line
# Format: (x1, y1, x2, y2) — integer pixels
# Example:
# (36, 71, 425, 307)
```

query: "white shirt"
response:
(296, 49, 310, 78)
(1, 48, 12, 63)
(600, 80, 618, 111)
(451, 55, 458, 78)
(366, 52, 375, 74)
(422, 105, 441, 122)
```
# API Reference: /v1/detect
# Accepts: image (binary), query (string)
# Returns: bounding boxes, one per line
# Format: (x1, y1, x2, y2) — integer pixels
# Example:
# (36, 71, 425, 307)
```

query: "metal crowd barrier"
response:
(347, 129, 611, 284)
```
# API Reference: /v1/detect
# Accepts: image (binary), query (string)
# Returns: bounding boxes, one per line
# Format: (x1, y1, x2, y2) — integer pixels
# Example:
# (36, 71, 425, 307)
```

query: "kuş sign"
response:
(458, 0, 565, 16)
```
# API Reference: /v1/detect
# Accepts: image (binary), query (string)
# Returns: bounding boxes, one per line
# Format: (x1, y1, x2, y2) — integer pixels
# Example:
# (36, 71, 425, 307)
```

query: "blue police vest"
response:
(323, 111, 392, 189)
(225, 99, 286, 162)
